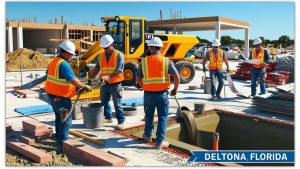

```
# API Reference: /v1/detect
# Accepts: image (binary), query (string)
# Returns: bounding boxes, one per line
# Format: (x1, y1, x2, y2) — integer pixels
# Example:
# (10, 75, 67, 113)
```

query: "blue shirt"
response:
(249, 49, 270, 63)
(58, 60, 76, 81)
(94, 50, 124, 72)
(136, 56, 178, 78)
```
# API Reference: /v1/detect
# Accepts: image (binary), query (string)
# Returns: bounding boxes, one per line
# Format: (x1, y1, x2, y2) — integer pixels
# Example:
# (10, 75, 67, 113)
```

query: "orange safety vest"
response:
(252, 48, 265, 68)
(99, 50, 124, 84)
(208, 49, 223, 70)
(141, 55, 170, 92)
(45, 57, 76, 98)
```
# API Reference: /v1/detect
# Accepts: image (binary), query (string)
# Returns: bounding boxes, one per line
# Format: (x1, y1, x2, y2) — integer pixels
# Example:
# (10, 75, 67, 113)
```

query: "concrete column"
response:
(244, 28, 249, 58)
(172, 24, 177, 34)
(64, 28, 69, 39)
(7, 27, 13, 52)
(177, 31, 183, 35)
(17, 27, 23, 48)
(90, 30, 93, 41)
(215, 21, 221, 40)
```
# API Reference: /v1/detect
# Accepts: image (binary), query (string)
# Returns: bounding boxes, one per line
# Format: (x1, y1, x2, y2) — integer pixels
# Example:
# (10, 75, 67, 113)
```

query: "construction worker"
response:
(90, 35, 125, 130)
(136, 37, 180, 149)
(249, 37, 270, 97)
(202, 39, 230, 101)
(45, 40, 92, 150)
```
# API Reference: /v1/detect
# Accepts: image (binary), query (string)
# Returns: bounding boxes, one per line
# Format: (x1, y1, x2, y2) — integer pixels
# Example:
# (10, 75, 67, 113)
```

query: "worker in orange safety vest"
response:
(45, 40, 92, 150)
(136, 37, 180, 149)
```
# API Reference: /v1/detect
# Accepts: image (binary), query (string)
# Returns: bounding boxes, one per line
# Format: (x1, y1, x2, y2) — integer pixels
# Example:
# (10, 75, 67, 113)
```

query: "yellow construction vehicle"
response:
(73, 16, 199, 83)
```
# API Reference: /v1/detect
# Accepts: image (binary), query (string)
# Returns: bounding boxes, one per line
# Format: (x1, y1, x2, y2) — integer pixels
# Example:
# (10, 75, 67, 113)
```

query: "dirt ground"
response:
(5, 138, 84, 166)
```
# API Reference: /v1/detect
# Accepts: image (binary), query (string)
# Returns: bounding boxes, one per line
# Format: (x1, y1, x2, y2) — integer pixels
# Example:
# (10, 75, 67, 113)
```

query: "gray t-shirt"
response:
(136, 56, 178, 78)
(94, 50, 124, 72)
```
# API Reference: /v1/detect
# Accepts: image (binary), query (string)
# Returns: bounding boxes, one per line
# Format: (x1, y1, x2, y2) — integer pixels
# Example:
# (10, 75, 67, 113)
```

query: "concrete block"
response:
(14, 131, 36, 145)
(63, 139, 126, 166)
(6, 141, 52, 163)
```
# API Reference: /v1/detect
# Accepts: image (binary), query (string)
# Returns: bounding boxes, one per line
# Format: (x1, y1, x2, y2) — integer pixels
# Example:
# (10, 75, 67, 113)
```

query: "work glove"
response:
(170, 89, 177, 96)
(226, 68, 230, 73)
(101, 76, 110, 83)
(82, 84, 93, 92)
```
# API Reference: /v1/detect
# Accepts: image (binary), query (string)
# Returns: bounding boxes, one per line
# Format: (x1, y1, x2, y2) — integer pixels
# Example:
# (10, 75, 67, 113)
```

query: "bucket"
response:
(123, 107, 137, 116)
(204, 78, 211, 94)
(72, 102, 83, 120)
(194, 102, 206, 114)
(81, 102, 104, 129)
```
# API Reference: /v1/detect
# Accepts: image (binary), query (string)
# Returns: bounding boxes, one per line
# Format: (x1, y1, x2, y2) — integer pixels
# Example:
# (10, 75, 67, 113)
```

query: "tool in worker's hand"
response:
(174, 95, 190, 119)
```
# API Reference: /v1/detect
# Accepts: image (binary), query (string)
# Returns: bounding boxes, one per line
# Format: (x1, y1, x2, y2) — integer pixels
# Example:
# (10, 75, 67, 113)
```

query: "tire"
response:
(174, 61, 195, 84)
(122, 62, 139, 86)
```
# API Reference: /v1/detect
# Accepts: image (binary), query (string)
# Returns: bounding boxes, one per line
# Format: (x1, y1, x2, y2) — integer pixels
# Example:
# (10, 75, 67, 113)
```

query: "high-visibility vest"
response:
(208, 49, 223, 70)
(99, 50, 124, 84)
(141, 55, 170, 92)
(252, 48, 265, 68)
(45, 57, 76, 98)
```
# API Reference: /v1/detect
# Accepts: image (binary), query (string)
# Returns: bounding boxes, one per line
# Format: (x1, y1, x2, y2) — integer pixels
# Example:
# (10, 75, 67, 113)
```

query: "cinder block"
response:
(6, 141, 52, 163)
(63, 139, 126, 166)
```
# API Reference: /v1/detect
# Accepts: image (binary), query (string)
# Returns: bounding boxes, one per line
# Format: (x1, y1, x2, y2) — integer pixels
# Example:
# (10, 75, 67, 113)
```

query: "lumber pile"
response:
(252, 83, 294, 116)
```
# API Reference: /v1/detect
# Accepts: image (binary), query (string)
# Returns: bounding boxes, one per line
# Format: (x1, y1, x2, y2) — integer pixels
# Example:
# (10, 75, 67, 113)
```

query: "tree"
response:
(220, 36, 232, 46)
(278, 35, 291, 48)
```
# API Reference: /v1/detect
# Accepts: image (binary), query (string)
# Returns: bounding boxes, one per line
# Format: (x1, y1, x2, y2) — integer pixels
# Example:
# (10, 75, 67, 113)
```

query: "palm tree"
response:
(221, 36, 232, 46)
(278, 35, 291, 48)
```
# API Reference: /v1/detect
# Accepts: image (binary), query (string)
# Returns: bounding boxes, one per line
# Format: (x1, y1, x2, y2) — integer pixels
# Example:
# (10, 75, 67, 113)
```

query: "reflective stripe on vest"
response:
(99, 50, 124, 84)
(141, 55, 170, 91)
(208, 49, 223, 70)
(45, 57, 76, 98)
(252, 48, 265, 68)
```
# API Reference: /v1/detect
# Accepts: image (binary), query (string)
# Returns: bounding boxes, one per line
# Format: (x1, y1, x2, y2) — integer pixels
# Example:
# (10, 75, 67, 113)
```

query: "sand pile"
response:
(6, 48, 52, 71)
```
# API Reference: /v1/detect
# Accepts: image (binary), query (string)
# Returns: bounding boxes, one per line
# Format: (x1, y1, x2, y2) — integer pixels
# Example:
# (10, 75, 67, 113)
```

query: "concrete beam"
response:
(215, 21, 220, 40)
(17, 27, 23, 48)
(90, 30, 93, 41)
(244, 28, 249, 58)
(7, 27, 13, 52)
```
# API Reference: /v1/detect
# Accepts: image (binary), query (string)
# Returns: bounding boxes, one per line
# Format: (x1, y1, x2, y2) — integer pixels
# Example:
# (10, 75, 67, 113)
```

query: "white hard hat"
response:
(59, 40, 76, 55)
(100, 35, 114, 48)
(253, 37, 262, 45)
(148, 37, 163, 47)
(212, 39, 221, 47)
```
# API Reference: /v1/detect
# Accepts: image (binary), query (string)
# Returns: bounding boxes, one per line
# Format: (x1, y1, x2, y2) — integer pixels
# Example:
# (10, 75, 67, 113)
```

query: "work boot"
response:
(143, 133, 152, 143)
(103, 118, 113, 123)
(116, 121, 125, 130)
(210, 96, 217, 101)
(155, 141, 169, 149)
(216, 95, 222, 99)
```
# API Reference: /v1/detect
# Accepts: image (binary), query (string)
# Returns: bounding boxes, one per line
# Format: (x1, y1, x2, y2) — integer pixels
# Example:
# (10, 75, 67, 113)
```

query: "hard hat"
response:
(253, 37, 262, 45)
(59, 40, 76, 55)
(212, 39, 221, 47)
(100, 35, 114, 48)
(147, 37, 163, 47)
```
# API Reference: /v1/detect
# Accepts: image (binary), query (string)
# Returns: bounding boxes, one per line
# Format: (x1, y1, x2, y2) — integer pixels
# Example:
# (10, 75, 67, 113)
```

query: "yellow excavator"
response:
(23, 16, 200, 101)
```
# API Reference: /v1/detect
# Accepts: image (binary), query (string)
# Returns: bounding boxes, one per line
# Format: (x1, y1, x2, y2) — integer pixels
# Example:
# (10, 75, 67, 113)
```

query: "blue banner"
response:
(188, 150, 294, 163)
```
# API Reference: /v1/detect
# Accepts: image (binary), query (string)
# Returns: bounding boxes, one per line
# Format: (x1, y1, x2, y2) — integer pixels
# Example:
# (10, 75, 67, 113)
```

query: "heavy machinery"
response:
(23, 16, 200, 101)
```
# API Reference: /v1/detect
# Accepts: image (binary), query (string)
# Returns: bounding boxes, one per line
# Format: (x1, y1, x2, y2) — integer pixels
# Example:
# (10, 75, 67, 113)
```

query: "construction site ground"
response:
(5, 60, 294, 166)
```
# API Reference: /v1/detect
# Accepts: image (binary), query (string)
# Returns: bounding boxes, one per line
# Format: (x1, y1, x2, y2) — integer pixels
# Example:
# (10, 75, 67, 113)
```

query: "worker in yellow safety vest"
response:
(136, 37, 180, 149)
(249, 37, 270, 98)
(45, 40, 92, 150)
(202, 39, 230, 101)
(90, 35, 126, 130)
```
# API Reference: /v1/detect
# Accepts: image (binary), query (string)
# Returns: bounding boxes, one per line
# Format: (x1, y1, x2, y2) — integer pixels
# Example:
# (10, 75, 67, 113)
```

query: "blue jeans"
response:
(144, 91, 169, 144)
(49, 95, 72, 147)
(209, 70, 224, 96)
(100, 83, 125, 123)
(251, 68, 266, 95)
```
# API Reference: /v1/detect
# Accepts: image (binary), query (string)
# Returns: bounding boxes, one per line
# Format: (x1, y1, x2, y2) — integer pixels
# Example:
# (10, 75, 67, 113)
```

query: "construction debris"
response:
(252, 83, 294, 116)
(6, 48, 52, 71)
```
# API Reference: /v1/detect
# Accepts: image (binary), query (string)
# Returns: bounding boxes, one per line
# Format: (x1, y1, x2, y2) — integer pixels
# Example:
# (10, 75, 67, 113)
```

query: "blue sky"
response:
(5, 1, 294, 40)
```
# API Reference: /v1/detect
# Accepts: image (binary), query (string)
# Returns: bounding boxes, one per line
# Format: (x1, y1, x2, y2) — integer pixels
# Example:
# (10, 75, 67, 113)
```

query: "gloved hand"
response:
(82, 84, 93, 92)
(101, 76, 110, 83)
(226, 68, 230, 73)
(170, 89, 177, 96)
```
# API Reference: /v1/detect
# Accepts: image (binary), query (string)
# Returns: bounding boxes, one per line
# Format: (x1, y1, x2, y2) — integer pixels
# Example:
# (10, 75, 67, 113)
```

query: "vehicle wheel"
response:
(122, 62, 139, 86)
(175, 61, 195, 84)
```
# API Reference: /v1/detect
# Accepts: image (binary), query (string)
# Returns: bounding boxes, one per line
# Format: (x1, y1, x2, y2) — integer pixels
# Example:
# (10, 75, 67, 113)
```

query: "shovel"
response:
(174, 95, 190, 119)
